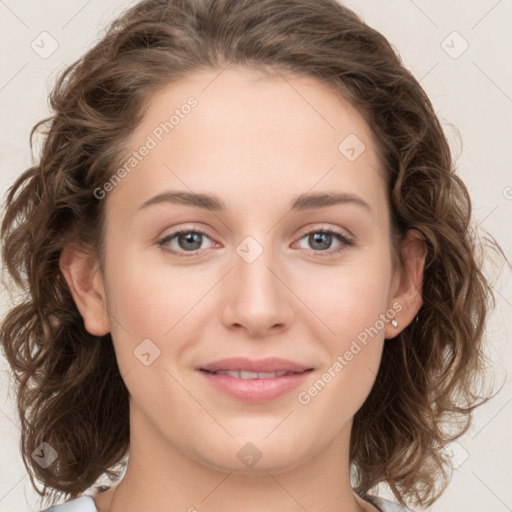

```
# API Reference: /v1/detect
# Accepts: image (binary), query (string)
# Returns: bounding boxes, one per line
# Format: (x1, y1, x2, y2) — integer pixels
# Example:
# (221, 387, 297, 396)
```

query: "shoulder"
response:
(364, 494, 416, 512)
(38, 485, 110, 511)
(39, 496, 97, 512)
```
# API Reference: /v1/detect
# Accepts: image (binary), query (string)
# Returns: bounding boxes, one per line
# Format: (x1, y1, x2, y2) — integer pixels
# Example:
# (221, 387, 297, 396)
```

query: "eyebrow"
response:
(137, 190, 371, 213)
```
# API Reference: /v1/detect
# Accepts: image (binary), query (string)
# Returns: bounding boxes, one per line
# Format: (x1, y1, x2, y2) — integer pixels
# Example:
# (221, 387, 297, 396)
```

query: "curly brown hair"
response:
(0, 0, 504, 509)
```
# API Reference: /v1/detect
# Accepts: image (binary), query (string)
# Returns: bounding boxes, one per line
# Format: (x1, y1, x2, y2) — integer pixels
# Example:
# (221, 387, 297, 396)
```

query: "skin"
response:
(60, 65, 426, 512)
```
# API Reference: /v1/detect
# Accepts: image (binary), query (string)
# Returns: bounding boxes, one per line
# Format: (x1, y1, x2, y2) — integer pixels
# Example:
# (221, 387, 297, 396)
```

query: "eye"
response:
(157, 226, 354, 258)
(158, 228, 215, 256)
(294, 228, 353, 256)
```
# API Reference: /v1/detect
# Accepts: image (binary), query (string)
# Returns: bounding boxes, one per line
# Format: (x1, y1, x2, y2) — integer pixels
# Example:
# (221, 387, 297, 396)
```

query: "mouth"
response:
(197, 357, 314, 402)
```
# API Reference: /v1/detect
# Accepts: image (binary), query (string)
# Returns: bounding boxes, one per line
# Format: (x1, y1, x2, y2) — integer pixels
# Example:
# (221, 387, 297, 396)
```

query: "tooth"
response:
(240, 370, 259, 379)
(211, 370, 293, 379)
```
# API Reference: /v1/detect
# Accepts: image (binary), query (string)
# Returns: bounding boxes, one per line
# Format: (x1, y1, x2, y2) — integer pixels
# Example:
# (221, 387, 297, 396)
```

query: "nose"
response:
(220, 238, 293, 339)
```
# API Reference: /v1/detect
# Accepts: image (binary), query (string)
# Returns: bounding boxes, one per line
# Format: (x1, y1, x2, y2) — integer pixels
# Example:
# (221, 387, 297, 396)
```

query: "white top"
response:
(43, 496, 97, 512)
(41, 493, 414, 511)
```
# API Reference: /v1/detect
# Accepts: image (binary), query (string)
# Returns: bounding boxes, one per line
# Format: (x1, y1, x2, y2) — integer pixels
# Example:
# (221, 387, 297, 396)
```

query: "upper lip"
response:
(199, 357, 312, 373)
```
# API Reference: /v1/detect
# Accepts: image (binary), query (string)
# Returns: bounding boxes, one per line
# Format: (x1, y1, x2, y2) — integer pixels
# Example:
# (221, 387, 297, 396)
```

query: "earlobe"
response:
(385, 229, 427, 339)
(59, 243, 111, 336)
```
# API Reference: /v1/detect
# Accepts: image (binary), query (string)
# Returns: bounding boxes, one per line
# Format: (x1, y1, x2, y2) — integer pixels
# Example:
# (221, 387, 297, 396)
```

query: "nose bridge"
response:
(223, 233, 290, 336)
(235, 233, 282, 305)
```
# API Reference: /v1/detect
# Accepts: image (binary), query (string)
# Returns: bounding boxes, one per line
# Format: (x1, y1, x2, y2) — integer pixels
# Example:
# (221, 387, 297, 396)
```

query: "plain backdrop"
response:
(1, 1, 511, 511)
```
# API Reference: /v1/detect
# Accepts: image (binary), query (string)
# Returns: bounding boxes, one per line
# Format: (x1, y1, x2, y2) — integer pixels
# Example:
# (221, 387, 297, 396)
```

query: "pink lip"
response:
(197, 357, 313, 403)
(199, 357, 311, 373)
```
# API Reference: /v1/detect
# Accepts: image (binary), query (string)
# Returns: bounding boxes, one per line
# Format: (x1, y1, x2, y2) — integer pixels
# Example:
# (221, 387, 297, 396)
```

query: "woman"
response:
(0, 0, 502, 511)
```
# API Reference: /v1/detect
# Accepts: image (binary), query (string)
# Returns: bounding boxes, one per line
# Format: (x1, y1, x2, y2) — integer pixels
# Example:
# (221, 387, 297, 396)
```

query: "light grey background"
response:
(1, 1, 511, 511)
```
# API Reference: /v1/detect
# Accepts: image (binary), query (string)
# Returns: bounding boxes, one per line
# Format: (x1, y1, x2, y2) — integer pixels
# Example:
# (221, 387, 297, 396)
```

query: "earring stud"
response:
(391, 319, 398, 328)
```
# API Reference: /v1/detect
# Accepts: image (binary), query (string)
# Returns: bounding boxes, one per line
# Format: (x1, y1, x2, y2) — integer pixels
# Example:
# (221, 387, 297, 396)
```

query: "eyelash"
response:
(157, 227, 354, 258)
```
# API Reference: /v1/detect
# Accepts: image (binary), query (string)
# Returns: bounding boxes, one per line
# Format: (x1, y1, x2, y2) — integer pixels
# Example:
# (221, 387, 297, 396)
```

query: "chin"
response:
(192, 434, 317, 475)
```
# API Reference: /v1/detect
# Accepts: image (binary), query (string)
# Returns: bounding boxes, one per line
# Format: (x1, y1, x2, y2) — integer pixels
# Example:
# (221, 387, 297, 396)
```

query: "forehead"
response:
(108, 66, 386, 215)
(137, 65, 376, 153)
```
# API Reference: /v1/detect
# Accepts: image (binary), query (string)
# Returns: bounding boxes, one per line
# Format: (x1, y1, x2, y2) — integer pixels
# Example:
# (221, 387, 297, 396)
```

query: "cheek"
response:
(296, 250, 392, 402)
(103, 247, 227, 386)
(303, 252, 393, 343)
(105, 245, 205, 333)
(295, 263, 391, 423)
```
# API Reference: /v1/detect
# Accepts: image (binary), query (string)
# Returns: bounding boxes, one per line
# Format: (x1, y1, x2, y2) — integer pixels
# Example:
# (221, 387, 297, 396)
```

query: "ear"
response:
(59, 243, 111, 336)
(385, 229, 427, 340)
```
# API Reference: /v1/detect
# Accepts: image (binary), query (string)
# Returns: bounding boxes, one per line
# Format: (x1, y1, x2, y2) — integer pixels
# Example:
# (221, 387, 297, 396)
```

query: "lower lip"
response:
(199, 370, 312, 403)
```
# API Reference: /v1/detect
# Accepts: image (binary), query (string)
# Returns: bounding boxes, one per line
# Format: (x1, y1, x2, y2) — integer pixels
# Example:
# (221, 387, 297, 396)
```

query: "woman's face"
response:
(74, 66, 422, 474)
